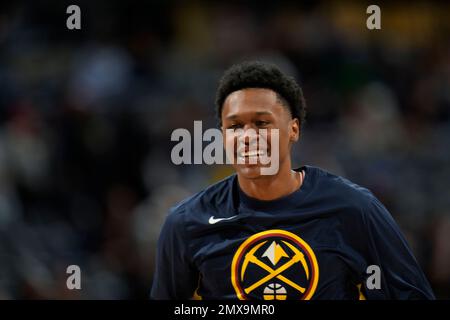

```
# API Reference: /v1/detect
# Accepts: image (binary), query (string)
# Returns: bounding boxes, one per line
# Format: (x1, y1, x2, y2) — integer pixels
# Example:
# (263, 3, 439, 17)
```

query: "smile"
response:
(238, 149, 266, 157)
(237, 149, 268, 162)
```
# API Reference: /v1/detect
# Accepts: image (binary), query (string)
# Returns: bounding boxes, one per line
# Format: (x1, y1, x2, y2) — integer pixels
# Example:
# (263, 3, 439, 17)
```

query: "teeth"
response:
(238, 150, 266, 157)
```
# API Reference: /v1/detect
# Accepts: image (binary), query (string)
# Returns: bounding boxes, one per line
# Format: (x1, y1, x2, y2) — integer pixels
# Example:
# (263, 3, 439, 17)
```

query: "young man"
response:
(151, 61, 434, 300)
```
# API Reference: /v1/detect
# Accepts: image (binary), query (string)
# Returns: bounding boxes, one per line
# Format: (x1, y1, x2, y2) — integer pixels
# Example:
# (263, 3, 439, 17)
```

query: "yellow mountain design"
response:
(262, 241, 289, 265)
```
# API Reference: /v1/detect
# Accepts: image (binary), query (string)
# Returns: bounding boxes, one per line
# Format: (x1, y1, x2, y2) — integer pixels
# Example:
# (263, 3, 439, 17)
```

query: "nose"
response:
(242, 123, 256, 131)
(237, 126, 259, 147)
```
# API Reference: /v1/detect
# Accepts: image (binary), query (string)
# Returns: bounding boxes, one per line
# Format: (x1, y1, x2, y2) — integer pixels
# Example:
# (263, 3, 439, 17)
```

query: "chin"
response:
(235, 164, 265, 179)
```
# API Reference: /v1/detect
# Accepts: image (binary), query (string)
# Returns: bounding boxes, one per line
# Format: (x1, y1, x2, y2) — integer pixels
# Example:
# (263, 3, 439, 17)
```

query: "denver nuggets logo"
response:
(231, 230, 319, 300)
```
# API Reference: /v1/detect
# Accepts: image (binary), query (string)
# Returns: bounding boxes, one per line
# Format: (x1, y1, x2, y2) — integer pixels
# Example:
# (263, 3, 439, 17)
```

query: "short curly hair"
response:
(215, 61, 306, 127)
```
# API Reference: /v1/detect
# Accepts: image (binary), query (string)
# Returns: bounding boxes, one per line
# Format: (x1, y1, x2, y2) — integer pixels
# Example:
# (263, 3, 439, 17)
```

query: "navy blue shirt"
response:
(151, 166, 434, 300)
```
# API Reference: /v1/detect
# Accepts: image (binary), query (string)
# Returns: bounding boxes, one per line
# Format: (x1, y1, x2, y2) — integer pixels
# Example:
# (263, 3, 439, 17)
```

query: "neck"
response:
(237, 161, 301, 201)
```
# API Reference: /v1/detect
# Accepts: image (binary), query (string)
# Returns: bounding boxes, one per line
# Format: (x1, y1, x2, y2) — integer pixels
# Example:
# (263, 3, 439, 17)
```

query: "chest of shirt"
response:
(187, 212, 366, 300)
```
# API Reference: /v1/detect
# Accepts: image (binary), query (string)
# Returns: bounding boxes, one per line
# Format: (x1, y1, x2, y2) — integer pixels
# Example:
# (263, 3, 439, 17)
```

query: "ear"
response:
(290, 118, 300, 142)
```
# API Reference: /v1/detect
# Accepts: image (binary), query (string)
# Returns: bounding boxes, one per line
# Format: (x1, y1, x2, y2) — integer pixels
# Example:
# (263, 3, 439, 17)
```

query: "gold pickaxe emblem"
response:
(240, 240, 310, 295)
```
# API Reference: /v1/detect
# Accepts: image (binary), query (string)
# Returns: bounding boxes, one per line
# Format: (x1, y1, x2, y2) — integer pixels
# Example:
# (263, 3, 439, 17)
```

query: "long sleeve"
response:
(150, 207, 199, 299)
(360, 198, 435, 299)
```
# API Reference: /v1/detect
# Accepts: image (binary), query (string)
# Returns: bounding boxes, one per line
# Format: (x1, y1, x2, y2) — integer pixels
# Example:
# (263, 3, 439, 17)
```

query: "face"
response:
(221, 88, 299, 179)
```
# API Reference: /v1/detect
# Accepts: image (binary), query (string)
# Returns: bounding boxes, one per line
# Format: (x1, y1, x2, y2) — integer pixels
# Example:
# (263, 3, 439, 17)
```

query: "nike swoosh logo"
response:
(208, 215, 238, 224)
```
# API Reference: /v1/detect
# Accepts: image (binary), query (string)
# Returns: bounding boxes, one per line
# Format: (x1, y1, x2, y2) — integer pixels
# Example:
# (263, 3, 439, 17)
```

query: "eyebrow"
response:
(225, 111, 273, 120)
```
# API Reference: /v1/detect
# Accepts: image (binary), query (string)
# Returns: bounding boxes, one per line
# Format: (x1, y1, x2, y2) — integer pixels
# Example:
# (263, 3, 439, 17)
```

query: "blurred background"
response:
(0, 0, 449, 299)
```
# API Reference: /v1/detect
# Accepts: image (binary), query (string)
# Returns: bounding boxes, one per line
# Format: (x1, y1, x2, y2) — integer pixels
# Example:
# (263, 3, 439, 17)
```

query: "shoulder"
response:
(306, 165, 382, 213)
(167, 174, 236, 223)
(306, 166, 396, 245)
(314, 166, 396, 227)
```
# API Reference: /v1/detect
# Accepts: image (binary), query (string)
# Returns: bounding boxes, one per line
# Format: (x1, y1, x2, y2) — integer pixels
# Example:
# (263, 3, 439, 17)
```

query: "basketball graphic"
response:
(263, 283, 287, 300)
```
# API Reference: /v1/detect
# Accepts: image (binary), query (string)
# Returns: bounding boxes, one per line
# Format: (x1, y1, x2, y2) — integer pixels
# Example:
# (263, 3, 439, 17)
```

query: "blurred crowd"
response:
(0, 1, 449, 299)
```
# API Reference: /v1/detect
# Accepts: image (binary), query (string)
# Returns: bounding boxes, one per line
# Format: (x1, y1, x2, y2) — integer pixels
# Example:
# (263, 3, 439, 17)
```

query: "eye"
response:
(226, 123, 243, 129)
(255, 120, 270, 127)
